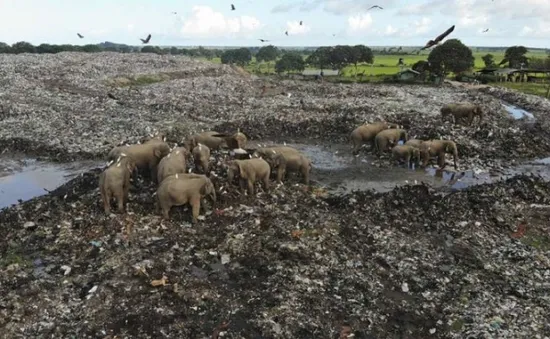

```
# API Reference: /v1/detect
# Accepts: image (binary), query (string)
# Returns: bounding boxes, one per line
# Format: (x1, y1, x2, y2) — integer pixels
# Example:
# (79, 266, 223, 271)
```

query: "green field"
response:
(199, 49, 549, 97)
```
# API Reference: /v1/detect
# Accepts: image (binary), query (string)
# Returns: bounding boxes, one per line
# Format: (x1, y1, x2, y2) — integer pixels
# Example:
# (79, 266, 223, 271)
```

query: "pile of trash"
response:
(0, 158, 549, 338)
(0, 53, 549, 171)
(1, 53, 550, 338)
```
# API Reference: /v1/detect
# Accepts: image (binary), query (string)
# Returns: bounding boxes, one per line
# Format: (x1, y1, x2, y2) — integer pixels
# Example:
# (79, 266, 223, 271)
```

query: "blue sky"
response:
(0, 0, 548, 48)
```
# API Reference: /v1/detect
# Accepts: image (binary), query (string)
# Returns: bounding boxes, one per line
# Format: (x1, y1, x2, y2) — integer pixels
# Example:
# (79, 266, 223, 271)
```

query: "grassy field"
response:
(199, 49, 549, 97)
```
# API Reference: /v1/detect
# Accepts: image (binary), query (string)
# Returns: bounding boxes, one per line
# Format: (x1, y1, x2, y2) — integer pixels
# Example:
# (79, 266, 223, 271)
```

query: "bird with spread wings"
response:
(421, 25, 455, 50)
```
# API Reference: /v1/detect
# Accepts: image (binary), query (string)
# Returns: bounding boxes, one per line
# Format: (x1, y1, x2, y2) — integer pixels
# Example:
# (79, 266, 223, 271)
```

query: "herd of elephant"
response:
(98, 102, 481, 223)
(350, 102, 484, 169)
(99, 130, 312, 223)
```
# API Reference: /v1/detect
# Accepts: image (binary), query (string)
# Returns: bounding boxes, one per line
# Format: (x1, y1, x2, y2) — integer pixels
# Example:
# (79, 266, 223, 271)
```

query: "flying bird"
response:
(77, 33, 84, 39)
(258, 39, 270, 42)
(482, 28, 489, 33)
(421, 25, 455, 50)
(300, 21, 303, 25)
(367, 5, 383, 10)
(140, 34, 151, 44)
(285, 31, 289, 36)
(231, 4, 235, 10)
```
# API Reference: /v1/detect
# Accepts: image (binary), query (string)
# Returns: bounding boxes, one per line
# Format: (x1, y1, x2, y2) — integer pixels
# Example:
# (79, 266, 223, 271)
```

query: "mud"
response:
(502, 102, 536, 120)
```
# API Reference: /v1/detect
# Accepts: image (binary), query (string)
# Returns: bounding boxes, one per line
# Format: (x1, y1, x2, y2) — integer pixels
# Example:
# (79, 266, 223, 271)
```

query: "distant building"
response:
(396, 68, 420, 81)
(301, 69, 340, 77)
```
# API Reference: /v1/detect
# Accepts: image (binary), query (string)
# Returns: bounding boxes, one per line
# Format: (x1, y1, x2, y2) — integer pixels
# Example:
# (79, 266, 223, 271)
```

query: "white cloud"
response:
(520, 21, 550, 38)
(286, 21, 311, 35)
(180, 6, 261, 38)
(377, 17, 432, 38)
(383, 25, 399, 36)
(413, 17, 432, 35)
(347, 13, 373, 33)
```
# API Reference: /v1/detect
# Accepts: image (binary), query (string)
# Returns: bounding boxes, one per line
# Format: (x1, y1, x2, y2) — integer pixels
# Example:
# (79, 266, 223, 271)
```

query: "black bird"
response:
(421, 25, 455, 50)
(231, 4, 235, 10)
(482, 28, 489, 33)
(285, 31, 289, 36)
(299, 20, 303, 25)
(140, 34, 152, 44)
(172, 11, 177, 15)
(77, 33, 84, 38)
(259, 39, 270, 42)
(367, 5, 383, 10)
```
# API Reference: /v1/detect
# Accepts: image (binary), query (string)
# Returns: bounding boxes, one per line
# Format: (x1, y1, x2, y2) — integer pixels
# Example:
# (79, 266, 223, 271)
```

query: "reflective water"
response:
(0, 156, 101, 209)
(502, 103, 535, 120)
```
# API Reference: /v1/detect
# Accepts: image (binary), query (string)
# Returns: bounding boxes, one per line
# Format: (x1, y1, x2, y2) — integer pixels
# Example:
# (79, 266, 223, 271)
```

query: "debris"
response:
(150, 275, 169, 287)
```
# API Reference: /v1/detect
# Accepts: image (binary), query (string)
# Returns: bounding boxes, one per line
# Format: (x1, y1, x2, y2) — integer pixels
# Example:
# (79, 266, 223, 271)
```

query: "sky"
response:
(0, 0, 549, 48)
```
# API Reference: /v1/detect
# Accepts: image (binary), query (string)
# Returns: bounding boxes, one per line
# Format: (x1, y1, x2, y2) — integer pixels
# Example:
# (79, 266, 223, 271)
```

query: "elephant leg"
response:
(263, 173, 270, 191)
(150, 166, 158, 184)
(247, 179, 254, 196)
(438, 152, 447, 169)
(276, 167, 285, 183)
(405, 155, 411, 169)
(190, 196, 201, 223)
(115, 190, 125, 213)
(238, 178, 246, 194)
(301, 166, 310, 185)
(102, 188, 111, 214)
(468, 112, 474, 126)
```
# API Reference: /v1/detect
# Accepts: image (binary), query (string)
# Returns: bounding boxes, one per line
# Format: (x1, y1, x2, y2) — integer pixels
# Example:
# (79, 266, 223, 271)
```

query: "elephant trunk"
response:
(210, 190, 217, 204)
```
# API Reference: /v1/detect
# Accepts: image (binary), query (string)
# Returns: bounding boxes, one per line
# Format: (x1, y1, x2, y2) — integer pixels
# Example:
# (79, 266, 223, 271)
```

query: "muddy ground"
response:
(1, 53, 550, 338)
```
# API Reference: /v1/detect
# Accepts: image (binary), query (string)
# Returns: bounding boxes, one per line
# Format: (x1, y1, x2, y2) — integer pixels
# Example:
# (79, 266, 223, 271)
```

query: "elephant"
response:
(107, 141, 170, 182)
(252, 146, 311, 185)
(404, 139, 425, 149)
(419, 140, 459, 169)
(141, 132, 167, 144)
(107, 141, 170, 183)
(156, 147, 190, 184)
(350, 121, 401, 155)
(192, 143, 211, 174)
(182, 131, 228, 151)
(374, 129, 408, 156)
(440, 103, 483, 126)
(391, 145, 421, 169)
(99, 155, 136, 214)
(232, 129, 248, 149)
(155, 173, 217, 222)
(227, 158, 271, 195)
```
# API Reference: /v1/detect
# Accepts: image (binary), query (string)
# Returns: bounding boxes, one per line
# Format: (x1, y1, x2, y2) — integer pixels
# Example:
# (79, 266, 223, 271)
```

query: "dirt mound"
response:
(1, 149, 549, 338)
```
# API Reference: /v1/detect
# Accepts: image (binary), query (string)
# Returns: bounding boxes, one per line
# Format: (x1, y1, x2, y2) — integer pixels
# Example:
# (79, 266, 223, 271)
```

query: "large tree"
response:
(256, 45, 279, 63)
(275, 52, 305, 75)
(481, 54, 496, 68)
(306, 47, 333, 70)
(220, 48, 252, 67)
(503, 46, 528, 68)
(428, 39, 474, 79)
(350, 44, 374, 76)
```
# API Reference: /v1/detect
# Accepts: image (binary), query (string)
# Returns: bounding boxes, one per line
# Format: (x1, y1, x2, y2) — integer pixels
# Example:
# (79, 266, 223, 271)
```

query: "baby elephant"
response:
(227, 158, 271, 195)
(192, 143, 211, 174)
(374, 129, 408, 156)
(391, 145, 420, 169)
(155, 173, 217, 223)
(440, 103, 483, 126)
(157, 147, 190, 184)
(99, 155, 136, 214)
(253, 146, 312, 185)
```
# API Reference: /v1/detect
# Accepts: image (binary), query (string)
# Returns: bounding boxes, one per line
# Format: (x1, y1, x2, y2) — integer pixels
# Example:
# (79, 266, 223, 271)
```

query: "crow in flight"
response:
(231, 4, 235, 10)
(300, 20, 303, 25)
(482, 28, 489, 33)
(285, 31, 289, 36)
(77, 33, 84, 38)
(140, 34, 152, 44)
(421, 25, 455, 50)
(259, 39, 270, 42)
(367, 5, 383, 10)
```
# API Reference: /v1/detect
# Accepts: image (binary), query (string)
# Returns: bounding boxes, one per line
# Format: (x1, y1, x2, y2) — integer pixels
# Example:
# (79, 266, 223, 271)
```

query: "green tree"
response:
(504, 46, 528, 68)
(350, 44, 374, 76)
(481, 54, 496, 68)
(256, 45, 280, 73)
(0, 42, 11, 53)
(331, 45, 353, 70)
(81, 44, 102, 53)
(428, 39, 474, 80)
(306, 47, 332, 70)
(11, 41, 35, 54)
(275, 52, 305, 75)
(221, 48, 251, 66)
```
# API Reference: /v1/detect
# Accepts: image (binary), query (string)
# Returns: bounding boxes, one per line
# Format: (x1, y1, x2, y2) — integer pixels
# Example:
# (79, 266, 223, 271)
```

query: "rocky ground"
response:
(1, 52, 550, 338)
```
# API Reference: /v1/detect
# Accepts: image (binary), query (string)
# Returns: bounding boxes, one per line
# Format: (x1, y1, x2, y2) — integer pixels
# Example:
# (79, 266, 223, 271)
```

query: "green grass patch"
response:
(495, 82, 550, 98)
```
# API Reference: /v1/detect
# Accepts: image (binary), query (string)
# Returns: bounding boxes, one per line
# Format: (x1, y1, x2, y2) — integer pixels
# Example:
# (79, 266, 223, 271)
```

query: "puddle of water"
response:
(0, 156, 101, 209)
(502, 103, 535, 120)
(247, 140, 550, 194)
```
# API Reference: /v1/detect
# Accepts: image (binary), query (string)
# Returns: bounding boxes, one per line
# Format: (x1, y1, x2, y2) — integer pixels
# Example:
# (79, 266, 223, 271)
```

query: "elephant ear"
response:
(154, 148, 162, 158)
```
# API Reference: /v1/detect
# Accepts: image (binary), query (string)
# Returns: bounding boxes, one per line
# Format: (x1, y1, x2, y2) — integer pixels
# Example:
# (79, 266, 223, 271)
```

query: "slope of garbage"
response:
(1, 53, 550, 338)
